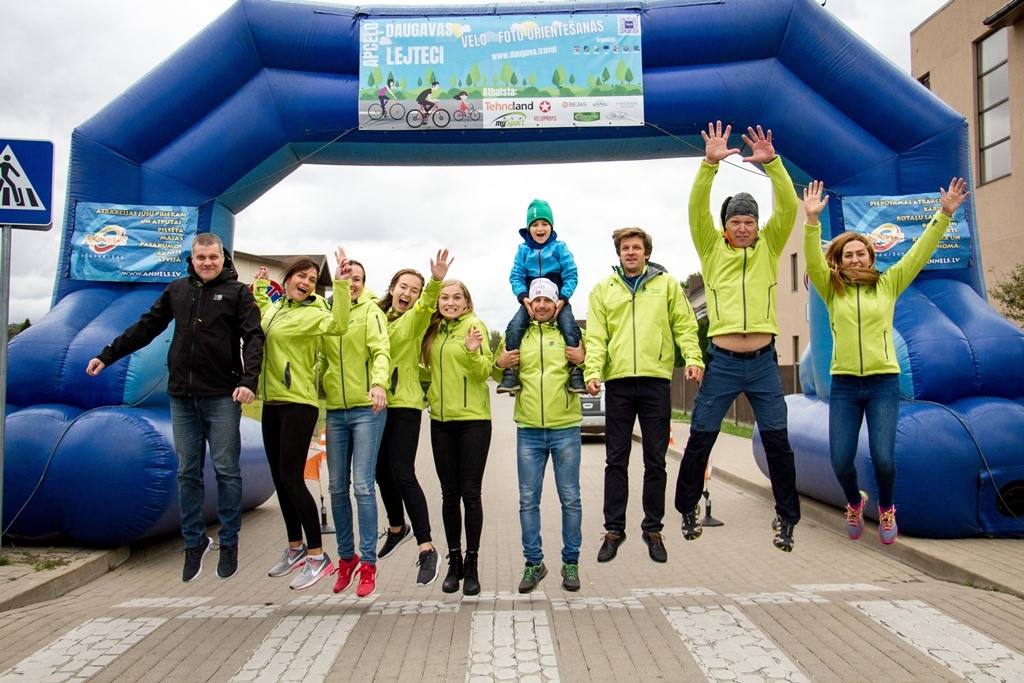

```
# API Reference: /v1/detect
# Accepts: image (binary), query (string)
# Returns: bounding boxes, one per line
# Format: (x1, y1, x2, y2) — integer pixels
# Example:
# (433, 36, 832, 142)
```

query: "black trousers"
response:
(262, 403, 322, 550)
(603, 377, 671, 534)
(430, 419, 491, 552)
(376, 408, 433, 544)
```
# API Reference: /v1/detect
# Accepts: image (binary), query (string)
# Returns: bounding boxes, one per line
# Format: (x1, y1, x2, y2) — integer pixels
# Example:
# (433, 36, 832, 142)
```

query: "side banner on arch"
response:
(840, 193, 971, 271)
(69, 202, 198, 282)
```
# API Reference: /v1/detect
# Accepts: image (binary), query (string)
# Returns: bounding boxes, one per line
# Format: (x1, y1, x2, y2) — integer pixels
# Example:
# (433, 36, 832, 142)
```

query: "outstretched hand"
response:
(255, 266, 269, 281)
(334, 246, 351, 279)
(939, 177, 970, 217)
(740, 125, 776, 164)
(701, 120, 741, 165)
(430, 248, 453, 281)
(803, 181, 829, 225)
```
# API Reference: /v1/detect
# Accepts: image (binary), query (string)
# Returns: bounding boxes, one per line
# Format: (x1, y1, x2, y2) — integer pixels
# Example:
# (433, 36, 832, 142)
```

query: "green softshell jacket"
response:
(255, 278, 350, 406)
(427, 314, 492, 422)
(584, 262, 703, 384)
(689, 156, 799, 337)
(322, 289, 392, 410)
(804, 210, 950, 376)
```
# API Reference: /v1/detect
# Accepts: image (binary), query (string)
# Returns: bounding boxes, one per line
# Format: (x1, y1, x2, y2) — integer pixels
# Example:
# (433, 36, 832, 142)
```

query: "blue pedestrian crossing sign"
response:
(0, 138, 54, 230)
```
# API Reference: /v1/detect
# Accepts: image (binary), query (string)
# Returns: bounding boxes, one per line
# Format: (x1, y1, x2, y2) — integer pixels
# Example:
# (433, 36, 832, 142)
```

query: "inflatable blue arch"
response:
(4, 0, 1024, 545)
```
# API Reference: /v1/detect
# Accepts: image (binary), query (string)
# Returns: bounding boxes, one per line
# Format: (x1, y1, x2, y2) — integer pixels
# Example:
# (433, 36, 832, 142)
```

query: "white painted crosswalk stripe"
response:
(230, 614, 359, 683)
(662, 605, 811, 683)
(0, 617, 166, 682)
(852, 599, 1024, 682)
(467, 610, 558, 682)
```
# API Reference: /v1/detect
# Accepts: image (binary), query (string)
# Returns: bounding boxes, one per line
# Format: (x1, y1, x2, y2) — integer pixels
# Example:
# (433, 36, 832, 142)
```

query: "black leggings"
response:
(430, 419, 491, 553)
(376, 408, 432, 544)
(262, 403, 321, 550)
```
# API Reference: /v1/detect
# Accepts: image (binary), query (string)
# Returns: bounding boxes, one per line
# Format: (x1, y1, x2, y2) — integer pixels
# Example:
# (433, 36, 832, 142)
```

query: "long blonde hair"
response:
(825, 232, 880, 295)
(420, 279, 475, 368)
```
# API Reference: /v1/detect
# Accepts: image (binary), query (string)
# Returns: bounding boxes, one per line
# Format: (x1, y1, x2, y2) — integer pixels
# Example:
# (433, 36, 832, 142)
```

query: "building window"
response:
(790, 253, 799, 292)
(792, 335, 800, 366)
(919, 72, 931, 90)
(978, 28, 1011, 183)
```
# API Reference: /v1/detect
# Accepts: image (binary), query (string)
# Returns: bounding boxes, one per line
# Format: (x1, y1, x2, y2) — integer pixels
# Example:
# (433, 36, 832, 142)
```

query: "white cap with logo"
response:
(528, 277, 559, 301)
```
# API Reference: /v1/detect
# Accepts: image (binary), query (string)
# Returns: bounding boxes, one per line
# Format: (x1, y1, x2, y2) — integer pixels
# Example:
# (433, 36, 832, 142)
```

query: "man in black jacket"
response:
(87, 233, 264, 582)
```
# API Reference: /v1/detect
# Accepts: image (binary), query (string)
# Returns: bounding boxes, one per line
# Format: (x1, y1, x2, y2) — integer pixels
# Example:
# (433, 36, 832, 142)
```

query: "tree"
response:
(990, 262, 1024, 325)
(489, 329, 503, 354)
(8, 318, 31, 339)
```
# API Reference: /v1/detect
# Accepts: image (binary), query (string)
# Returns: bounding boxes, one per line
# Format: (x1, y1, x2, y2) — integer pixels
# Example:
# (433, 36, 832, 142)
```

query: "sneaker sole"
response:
(268, 559, 306, 578)
(290, 565, 336, 590)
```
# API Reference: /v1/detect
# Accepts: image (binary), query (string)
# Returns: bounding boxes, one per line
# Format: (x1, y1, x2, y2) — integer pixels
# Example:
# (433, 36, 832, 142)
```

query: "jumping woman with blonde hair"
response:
(803, 177, 969, 545)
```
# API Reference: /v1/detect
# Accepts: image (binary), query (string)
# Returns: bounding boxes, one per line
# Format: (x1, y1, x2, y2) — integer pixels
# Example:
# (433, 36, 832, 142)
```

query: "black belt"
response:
(709, 342, 774, 360)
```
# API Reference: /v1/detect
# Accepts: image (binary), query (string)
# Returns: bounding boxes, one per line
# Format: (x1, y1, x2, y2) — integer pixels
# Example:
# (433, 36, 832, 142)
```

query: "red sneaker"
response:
(356, 562, 377, 598)
(333, 554, 360, 593)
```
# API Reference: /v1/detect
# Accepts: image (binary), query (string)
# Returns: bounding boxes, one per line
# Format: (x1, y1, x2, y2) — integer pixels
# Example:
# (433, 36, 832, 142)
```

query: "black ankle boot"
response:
(442, 549, 462, 593)
(462, 551, 480, 596)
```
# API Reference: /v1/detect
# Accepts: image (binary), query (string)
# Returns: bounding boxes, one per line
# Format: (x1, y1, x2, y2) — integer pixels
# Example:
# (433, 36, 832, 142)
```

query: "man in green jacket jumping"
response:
(675, 121, 802, 552)
(585, 228, 704, 565)
(495, 277, 586, 593)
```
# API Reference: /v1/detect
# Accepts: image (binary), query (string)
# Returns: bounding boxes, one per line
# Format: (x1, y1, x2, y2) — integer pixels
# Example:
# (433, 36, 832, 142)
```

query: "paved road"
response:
(2, 388, 1023, 682)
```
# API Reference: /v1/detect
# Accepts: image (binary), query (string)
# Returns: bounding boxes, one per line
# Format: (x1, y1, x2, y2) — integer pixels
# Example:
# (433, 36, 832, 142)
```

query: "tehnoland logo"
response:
(85, 225, 129, 254)
(573, 112, 601, 122)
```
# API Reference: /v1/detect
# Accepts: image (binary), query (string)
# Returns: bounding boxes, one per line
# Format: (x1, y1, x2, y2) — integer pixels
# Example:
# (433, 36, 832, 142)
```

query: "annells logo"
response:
(493, 112, 527, 128)
(573, 112, 601, 123)
(868, 223, 905, 252)
(85, 225, 129, 254)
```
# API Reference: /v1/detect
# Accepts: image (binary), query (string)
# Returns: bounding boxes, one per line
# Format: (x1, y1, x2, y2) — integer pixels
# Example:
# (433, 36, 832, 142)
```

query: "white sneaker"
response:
(289, 552, 334, 590)
(268, 544, 308, 577)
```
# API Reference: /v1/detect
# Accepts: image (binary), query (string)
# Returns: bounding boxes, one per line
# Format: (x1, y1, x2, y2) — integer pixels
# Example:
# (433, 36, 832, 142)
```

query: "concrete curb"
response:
(0, 546, 131, 613)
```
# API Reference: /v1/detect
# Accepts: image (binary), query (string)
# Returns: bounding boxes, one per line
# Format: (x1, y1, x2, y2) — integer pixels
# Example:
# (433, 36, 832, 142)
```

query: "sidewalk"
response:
(662, 423, 1024, 599)
(3, 419, 1021, 614)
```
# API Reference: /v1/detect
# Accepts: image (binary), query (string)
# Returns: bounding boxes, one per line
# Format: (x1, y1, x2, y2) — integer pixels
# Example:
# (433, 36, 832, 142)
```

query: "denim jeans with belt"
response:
(327, 406, 387, 563)
(828, 373, 900, 508)
(517, 426, 582, 564)
(169, 395, 243, 548)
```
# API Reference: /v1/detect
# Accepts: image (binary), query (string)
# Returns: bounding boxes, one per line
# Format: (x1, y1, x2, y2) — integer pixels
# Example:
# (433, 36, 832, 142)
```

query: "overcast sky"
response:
(4, 0, 950, 333)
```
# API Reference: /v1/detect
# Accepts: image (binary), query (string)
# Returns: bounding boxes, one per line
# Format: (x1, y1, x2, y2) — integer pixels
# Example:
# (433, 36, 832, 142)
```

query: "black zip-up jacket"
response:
(96, 252, 265, 397)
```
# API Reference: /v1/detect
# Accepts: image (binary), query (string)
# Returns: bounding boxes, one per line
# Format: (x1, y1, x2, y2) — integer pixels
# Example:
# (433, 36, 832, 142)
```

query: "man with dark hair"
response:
(585, 227, 704, 564)
(675, 121, 801, 551)
(87, 233, 264, 581)
(416, 81, 440, 115)
(495, 277, 586, 592)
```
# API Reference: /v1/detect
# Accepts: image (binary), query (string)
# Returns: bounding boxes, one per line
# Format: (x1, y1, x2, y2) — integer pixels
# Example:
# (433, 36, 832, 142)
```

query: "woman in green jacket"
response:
(803, 177, 969, 545)
(375, 250, 452, 588)
(255, 249, 350, 591)
(421, 279, 492, 595)
(320, 260, 391, 599)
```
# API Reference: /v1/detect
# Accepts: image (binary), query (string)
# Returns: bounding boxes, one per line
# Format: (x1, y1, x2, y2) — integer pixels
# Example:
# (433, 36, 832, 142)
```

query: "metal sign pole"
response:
(0, 225, 10, 556)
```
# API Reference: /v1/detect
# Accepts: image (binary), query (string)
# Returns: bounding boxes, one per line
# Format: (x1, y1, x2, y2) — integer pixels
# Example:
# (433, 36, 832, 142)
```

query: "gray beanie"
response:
(721, 192, 759, 226)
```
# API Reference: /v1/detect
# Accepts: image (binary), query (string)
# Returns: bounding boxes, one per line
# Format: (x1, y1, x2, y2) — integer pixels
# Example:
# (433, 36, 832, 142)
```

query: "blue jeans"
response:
(517, 426, 583, 564)
(677, 342, 800, 523)
(829, 374, 900, 508)
(169, 395, 243, 548)
(326, 407, 387, 563)
(504, 300, 581, 350)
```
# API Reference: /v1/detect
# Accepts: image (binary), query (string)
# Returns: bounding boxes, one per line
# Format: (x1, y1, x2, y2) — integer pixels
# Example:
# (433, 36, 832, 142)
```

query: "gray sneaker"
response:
(182, 537, 213, 583)
(268, 544, 308, 577)
(561, 563, 580, 592)
(290, 552, 334, 590)
(518, 562, 548, 594)
(416, 548, 439, 586)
